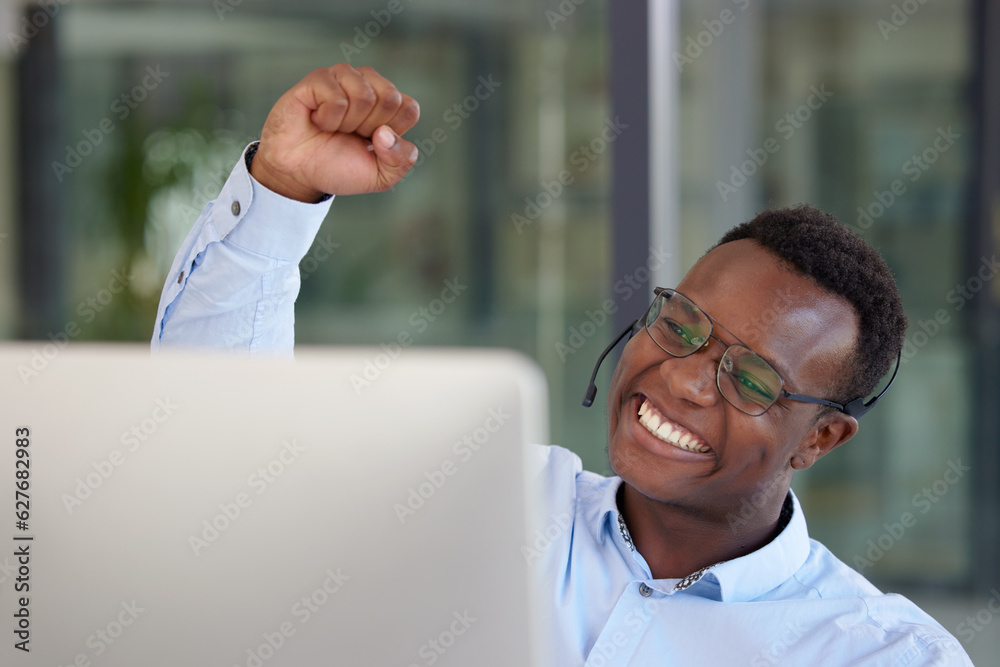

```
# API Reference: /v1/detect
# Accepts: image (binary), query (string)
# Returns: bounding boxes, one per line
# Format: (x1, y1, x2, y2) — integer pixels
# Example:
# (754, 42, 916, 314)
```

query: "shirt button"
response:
(231, 200, 241, 216)
(638, 583, 652, 597)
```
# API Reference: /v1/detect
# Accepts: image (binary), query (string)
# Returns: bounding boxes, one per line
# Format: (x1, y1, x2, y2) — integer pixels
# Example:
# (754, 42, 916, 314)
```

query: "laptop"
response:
(0, 344, 548, 666)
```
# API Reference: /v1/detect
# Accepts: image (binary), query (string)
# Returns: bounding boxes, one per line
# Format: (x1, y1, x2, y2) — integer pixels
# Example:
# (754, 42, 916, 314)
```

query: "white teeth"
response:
(635, 398, 709, 454)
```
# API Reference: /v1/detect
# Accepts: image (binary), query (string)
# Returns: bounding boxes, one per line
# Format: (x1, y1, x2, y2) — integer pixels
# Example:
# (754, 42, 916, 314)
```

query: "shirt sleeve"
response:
(150, 143, 334, 357)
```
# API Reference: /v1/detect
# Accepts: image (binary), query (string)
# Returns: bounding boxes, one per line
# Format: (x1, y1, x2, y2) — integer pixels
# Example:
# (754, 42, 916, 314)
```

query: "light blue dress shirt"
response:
(152, 146, 974, 666)
(151, 145, 333, 356)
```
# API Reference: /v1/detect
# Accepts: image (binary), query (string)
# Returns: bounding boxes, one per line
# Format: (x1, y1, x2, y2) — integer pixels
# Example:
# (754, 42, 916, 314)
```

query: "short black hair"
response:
(714, 204, 906, 405)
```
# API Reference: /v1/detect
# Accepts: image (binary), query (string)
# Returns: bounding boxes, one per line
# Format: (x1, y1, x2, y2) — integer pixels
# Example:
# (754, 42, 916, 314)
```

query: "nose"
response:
(659, 345, 720, 409)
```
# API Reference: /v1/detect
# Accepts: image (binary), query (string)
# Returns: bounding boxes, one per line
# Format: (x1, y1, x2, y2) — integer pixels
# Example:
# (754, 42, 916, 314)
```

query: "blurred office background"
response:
(1, 0, 998, 661)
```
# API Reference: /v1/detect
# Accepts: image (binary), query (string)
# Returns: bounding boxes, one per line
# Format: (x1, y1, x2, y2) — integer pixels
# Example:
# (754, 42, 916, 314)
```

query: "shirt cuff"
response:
(215, 142, 335, 262)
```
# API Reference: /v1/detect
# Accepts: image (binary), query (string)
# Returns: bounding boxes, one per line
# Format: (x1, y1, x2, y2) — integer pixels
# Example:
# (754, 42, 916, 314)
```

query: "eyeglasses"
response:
(581, 287, 900, 419)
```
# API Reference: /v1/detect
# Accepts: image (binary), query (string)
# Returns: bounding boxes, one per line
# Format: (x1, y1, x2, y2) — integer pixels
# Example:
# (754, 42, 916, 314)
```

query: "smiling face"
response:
(607, 239, 860, 523)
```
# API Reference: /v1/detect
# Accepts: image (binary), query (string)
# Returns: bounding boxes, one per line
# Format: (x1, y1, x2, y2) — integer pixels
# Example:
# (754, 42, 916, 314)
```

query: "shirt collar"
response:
(596, 479, 811, 601)
(594, 476, 627, 548)
(707, 489, 810, 601)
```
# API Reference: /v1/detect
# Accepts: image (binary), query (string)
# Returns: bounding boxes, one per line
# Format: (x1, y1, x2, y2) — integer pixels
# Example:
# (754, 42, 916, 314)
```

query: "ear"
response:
(790, 412, 859, 470)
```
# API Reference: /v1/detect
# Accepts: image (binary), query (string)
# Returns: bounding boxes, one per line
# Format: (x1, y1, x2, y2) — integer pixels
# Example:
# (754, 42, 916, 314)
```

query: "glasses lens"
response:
(718, 345, 783, 415)
(645, 291, 711, 356)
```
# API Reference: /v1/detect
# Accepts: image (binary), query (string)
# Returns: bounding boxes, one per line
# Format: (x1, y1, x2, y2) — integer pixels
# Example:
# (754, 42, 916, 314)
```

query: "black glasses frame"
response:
(647, 288, 847, 416)
(582, 287, 901, 419)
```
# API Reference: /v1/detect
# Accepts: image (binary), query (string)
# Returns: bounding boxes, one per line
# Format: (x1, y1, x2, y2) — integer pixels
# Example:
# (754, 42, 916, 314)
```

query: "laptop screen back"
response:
(0, 344, 548, 667)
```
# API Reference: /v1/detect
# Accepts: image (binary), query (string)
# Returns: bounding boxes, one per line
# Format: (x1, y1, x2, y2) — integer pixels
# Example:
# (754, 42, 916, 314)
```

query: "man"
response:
(152, 64, 973, 665)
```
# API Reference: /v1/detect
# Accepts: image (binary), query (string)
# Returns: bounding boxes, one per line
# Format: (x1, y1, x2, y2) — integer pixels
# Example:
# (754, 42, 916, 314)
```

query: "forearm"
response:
(151, 143, 333, 356)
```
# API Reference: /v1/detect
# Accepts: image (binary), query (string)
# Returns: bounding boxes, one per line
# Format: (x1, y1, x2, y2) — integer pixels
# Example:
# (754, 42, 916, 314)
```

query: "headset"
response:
(581, 319, 640, 408)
